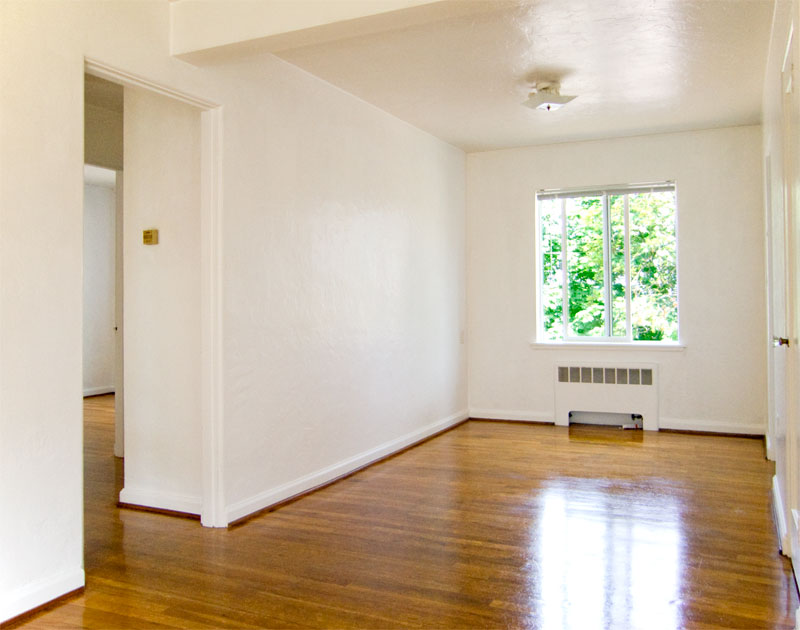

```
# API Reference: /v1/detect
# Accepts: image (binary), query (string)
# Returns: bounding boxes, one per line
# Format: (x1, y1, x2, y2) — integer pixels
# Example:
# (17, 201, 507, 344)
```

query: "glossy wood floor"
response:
(11, 396, 798, 629)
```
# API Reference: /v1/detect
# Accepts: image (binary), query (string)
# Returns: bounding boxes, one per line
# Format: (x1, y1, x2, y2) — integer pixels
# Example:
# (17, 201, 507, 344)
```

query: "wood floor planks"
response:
(7, 397, 798, 629)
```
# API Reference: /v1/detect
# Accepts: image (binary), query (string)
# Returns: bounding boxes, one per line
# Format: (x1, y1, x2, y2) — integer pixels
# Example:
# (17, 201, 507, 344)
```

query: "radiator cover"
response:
(554, 362, 659, 431)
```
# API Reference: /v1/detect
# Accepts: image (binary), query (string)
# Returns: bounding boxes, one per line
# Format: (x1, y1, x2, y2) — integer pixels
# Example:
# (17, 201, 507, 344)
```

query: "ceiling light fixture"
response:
(523, 81, 576, 112)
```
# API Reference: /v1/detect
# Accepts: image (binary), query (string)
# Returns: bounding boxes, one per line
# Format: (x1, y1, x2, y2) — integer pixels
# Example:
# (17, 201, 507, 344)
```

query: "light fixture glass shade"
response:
(523, 92, 577, 111)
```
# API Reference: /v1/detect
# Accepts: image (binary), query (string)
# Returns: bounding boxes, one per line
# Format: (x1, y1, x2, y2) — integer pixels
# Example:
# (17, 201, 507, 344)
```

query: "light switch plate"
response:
(143, 229, 159, 245)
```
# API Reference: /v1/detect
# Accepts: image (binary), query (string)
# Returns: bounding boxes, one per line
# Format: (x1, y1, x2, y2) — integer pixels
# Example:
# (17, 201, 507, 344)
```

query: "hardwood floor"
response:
(10, 396, 798, 629)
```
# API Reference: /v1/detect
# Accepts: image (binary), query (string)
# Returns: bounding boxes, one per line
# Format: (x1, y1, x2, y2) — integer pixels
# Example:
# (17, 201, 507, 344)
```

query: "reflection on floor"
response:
(568, 422, 645, 444)
(12, 398, 799, 629)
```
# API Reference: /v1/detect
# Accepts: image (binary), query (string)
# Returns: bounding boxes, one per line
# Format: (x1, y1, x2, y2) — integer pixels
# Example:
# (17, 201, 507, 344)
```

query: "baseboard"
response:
(118, 486, 201, 516)
(658, 416, 765, 435)
(226, 409, 469, 524)
(467, 411, 764, 435)
(468, 408, 554, 423)
(83, 386, 114, 397)
(793, 510, 800, 558)
(773, 474, 789, 555)
(0, 569, 84, 623)
(469, 411, 764, 435)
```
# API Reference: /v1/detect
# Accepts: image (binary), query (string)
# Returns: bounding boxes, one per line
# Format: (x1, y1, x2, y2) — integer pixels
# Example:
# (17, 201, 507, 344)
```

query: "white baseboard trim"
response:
(0, 568, 84, 623)
(226, 409, 469, 524)
(468, 408, 554, 423)
(658, 416, 765, 435)
(83, 386, 114, 397)
(467, 411, 764, 434)
(773, 475, 789, 555)
(119, 486, 201, 515)
(793, 511, 800, 577)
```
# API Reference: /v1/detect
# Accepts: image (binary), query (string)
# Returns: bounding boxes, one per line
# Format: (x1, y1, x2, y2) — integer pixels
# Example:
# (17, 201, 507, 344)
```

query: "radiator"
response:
(554, 363, 659, 431)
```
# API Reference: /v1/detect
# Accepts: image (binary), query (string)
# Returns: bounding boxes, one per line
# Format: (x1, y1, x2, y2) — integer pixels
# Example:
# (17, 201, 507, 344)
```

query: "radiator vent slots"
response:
(557, 366, 653, 386)
(554, 362, 659, 431)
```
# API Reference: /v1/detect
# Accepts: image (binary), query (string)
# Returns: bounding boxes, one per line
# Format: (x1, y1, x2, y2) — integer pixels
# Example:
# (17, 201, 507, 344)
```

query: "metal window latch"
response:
(774, 336, 791, 347)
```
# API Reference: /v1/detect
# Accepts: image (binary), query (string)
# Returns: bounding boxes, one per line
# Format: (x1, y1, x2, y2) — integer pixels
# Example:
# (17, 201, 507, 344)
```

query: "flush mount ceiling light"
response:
(523, 81, 576, 111)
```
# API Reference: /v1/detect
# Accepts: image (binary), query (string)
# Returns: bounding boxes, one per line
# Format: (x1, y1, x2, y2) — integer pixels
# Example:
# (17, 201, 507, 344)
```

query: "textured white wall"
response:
(84, 103, 123, 171)
(0, 1, 466, 619)
(1, 2, 86, 619)
(83, 179, 116, 396)
(118, 86, 203, 514)
(467, 126, 766, 434)
(214, 55, 467, 519)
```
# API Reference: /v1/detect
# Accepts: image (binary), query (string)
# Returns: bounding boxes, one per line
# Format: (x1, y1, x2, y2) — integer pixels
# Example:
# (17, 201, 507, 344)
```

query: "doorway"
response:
(82, 60, 225, 528)
(84, 74, 124, 459)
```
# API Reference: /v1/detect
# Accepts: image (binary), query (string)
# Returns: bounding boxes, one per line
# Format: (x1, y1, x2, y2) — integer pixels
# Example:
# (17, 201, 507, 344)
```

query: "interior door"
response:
(787, 22, 800, 568)
(770, 25, 797, 558)
(768, 147, 791, 553)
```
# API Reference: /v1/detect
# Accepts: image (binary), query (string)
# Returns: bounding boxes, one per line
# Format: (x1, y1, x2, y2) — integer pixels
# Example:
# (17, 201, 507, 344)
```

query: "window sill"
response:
(530, 340, 686, 352)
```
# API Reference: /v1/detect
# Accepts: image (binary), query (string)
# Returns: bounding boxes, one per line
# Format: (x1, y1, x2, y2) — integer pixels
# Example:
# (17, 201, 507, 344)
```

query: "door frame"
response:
(784, 20, 800, 570)
(84, 58, 226, 528)
(114, 169, 124, 458)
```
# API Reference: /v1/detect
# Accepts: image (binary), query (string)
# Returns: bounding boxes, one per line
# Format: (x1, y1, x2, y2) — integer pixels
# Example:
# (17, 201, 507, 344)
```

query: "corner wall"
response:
(210, 54, 467, 520)
(0, 0, 466, 621)
(467, 126, 766, 434)
(119, 86, 203, 515)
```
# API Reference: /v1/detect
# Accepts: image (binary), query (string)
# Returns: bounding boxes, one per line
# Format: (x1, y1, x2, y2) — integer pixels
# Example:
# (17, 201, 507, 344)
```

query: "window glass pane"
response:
(609, 195, 627, 337)
(539, 198, 563, 340)
(566, 196, 605, 337)
(629, 191, 678, 341)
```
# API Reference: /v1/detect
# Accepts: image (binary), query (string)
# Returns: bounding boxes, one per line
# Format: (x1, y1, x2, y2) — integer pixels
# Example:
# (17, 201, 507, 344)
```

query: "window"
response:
(537, 182, 678, 343)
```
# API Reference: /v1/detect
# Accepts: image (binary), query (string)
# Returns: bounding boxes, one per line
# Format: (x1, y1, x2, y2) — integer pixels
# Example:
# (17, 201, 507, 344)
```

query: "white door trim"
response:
(114, 170, 124, 459)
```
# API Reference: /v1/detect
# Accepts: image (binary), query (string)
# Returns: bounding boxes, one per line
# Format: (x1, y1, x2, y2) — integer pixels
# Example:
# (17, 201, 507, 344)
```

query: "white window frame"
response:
(535, 181, 680, 345)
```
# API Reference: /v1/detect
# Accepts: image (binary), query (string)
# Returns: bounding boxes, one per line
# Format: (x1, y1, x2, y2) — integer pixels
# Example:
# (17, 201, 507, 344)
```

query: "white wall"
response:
(467, 126, 766, 434)
(1, 3, 86, 619)
(214, 54, 467, 520)
(0, 0, 466, 620)
(83, 176, 116, 396)
(85, 103, 122, 171)
(118, 86, 203, 515)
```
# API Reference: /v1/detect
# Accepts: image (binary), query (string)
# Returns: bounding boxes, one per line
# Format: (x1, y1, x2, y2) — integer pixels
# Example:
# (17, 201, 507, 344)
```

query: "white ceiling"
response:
(274, 0, 774, 152)
(84, 164, 116, 188)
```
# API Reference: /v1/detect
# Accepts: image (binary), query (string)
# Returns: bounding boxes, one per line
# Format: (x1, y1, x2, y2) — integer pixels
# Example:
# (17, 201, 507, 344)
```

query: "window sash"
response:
(537, 181, 675, 201)
(537, 182, 676, 343)
(560, 196, 626, 342)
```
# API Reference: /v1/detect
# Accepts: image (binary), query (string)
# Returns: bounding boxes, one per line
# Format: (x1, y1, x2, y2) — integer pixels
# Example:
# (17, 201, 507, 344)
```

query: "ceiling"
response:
(274, 0, 774, 152)
(84, 164, 117, 188)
